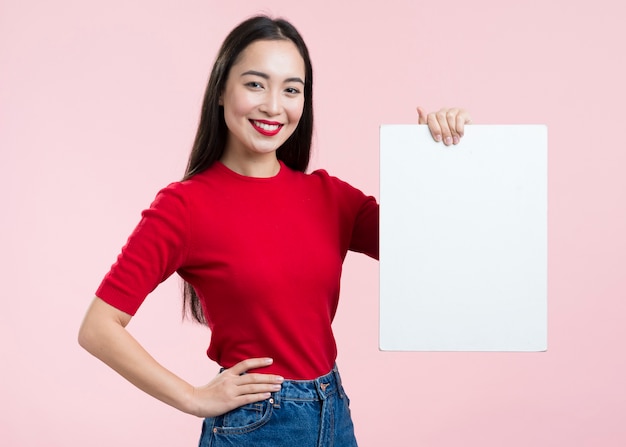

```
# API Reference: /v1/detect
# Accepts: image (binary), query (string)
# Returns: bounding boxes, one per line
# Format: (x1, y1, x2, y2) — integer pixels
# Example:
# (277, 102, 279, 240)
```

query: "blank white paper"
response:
(379, 125, 547, 351)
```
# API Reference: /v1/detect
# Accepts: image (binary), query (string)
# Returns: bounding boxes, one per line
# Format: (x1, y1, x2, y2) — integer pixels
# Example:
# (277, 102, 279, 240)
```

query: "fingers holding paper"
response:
(417, 107, 472, 146)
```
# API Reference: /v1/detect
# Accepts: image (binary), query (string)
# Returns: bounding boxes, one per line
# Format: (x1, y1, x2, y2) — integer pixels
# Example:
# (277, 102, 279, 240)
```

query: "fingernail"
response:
(445, 136, 452, 145)
(434, 134, 442, 142)
(265, 358, 273, 364)
(272, 384, 282, 390)
(275, 376, 284, 383)
(453, 136, 460, 145)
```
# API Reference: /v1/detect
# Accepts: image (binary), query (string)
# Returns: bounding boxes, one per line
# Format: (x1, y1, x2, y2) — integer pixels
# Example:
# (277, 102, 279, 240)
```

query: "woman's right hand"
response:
(79, 298, 283, 420)
(186, 358, 284, 418)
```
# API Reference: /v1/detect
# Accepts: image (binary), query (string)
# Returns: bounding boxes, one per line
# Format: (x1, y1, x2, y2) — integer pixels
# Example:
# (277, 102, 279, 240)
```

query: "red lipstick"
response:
(250, 119, 283, 136)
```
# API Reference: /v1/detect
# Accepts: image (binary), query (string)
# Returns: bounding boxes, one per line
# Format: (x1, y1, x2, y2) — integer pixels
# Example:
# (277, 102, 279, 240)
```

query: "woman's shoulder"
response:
(304, 166, 362, 194)
(286, 166, 375, 210)
(159, 162, 225, 194)
(146, 169, 217, 212)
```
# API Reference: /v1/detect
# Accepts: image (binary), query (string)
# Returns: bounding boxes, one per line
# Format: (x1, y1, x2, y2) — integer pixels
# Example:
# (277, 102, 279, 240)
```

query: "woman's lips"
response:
(250, 119, 283, 136)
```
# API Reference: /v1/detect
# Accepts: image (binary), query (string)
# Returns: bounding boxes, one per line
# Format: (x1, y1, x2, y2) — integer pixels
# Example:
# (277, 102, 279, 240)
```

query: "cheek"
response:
(225, 102, 249, 120)
(223, 88, 255, 119)
(288, 101, 305, 125)
(222, 104, 238, 130)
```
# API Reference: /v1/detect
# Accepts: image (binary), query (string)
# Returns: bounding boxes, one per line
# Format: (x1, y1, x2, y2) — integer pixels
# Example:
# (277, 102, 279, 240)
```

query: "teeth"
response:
(253, 121, 281, 131)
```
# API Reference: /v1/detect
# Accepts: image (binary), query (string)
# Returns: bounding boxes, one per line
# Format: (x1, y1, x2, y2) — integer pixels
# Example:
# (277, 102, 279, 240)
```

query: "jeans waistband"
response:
(271, 365, 344, 408)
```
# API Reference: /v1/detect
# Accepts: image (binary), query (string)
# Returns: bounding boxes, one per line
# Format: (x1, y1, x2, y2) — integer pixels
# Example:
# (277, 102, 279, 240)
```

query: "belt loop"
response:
(333, 364, 344, 398)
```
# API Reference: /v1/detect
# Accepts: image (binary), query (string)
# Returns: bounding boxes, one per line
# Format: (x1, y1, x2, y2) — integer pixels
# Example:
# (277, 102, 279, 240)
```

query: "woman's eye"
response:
(246, 81, 263, 89)
(285, 87, 301, 94)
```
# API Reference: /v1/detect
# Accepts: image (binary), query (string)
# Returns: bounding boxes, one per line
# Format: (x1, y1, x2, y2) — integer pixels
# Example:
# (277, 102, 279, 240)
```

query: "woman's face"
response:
(220, 39, 306, 162)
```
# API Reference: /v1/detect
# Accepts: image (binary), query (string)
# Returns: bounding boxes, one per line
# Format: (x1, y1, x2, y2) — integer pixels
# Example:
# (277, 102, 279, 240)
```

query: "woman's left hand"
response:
(417, 107, 472, 146)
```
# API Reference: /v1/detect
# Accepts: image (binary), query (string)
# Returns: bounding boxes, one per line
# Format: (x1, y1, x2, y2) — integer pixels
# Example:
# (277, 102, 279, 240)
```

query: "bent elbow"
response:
(77, 298, 105, 353)
(77, 318, 96, 353)
(77, 297, 131, 355)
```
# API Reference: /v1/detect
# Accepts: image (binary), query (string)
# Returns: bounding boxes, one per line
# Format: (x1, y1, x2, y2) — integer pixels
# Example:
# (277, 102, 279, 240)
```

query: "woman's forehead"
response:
(232, 39, 305, 79)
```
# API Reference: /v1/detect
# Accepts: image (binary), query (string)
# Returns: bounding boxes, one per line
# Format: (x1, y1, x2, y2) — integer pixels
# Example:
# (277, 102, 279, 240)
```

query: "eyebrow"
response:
(240, 70, 305, 85)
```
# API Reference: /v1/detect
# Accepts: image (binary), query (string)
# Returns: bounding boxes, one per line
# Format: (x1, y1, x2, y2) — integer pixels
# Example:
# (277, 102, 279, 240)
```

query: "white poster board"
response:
(379, 125, 547, 351)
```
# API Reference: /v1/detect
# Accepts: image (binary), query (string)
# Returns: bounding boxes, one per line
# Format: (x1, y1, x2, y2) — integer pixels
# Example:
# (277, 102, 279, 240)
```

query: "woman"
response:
(78, 15, 471, 446)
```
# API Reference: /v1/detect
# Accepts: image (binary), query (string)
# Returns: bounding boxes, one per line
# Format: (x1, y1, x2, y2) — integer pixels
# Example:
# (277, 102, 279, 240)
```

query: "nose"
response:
(259, 90, 281, 116)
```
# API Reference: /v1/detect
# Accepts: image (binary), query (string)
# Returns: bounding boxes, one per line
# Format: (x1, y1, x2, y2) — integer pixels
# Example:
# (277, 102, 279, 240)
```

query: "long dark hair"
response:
(182, 16, 314, 323)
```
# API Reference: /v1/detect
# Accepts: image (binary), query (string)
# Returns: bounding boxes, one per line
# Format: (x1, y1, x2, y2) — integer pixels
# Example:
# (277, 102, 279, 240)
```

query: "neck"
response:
(219, 154, 281, 178)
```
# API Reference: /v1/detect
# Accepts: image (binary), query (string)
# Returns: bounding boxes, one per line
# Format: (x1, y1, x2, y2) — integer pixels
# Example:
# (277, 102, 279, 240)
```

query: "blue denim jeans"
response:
(198, 365, 358, 447)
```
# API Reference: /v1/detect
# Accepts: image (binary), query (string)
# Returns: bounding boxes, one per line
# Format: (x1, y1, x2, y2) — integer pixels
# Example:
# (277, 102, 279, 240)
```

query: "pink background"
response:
(2, 0, 625, 446)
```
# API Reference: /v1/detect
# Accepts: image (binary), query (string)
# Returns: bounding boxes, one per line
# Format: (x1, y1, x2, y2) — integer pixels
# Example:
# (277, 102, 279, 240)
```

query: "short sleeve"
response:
(350, 194, 379, 260)
(312, 169, 379, 260)
(95, 183, 190, 315)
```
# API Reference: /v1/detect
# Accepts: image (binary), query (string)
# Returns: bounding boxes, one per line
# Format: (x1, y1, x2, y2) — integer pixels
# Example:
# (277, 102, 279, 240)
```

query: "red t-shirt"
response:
(96, 161, 379, 379)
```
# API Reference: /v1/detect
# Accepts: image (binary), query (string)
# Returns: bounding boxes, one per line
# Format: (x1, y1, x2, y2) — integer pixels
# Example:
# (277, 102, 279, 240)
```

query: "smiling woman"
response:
(219, 39, 306, 176)
(77, 14, 470, 447)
